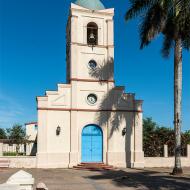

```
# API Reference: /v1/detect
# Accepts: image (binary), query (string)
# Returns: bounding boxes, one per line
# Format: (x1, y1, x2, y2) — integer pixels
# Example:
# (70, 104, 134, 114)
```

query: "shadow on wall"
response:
(30, 137, 37, 156)
(89, 57, 138, 164)
(89, 57, 114, 83)
(94, 87, 134, 138)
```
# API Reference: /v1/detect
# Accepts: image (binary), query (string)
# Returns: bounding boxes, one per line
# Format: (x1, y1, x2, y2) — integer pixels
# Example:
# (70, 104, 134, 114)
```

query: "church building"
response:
(36, 0, 144, 168)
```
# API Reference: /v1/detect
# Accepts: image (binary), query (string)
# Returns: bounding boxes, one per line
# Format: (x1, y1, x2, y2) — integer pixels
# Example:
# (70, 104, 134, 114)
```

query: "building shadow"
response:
(85, 169, 190, 190)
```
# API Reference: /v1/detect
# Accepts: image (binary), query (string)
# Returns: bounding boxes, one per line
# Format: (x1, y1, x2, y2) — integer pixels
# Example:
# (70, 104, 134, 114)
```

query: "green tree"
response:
(143, 117, 190, 157)
(125, 0, 190, 175)
(184, 130, 190, 144)
(6, 124, 26, 155)
(143, 118, 172, 157)
(0, 128, 7, 139)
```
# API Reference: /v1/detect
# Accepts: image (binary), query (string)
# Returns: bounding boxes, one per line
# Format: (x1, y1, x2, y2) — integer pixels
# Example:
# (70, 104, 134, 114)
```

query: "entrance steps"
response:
(0, 160, 10, 168)
(73, 162, 114, 171)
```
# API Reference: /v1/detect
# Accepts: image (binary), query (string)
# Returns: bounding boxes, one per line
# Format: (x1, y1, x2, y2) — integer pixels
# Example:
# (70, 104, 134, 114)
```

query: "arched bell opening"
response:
(87, 22, 98, 46)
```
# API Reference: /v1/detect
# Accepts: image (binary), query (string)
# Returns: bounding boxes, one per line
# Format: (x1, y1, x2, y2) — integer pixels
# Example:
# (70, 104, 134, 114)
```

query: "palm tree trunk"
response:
(172, 38, 183, 175)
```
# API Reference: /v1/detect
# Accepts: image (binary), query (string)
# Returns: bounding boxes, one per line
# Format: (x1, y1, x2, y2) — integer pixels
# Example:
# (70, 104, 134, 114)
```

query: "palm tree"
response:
(125, 0, 190, 175)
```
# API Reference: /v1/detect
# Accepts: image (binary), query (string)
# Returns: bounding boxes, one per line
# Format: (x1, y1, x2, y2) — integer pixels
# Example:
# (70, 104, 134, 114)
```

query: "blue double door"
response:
(82, 125, 103, 162)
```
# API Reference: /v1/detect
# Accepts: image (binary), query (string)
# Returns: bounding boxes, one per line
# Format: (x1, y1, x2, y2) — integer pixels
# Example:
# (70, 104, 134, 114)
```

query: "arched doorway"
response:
(82, 124, 103, 162)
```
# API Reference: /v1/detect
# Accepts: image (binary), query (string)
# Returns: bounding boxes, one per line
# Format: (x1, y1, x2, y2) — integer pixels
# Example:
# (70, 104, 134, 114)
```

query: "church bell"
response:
(89, 31, 96, 45)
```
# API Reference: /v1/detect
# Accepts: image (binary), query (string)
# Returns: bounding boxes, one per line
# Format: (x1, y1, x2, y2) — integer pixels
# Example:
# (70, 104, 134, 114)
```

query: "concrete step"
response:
(80, 162, 105, 165)
(0, 160, 10, 168)
(73, 163, 115, 171)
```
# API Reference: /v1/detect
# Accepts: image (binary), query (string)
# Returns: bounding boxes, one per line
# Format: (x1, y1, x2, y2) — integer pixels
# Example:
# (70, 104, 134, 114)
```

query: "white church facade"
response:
(36, 0, 144, 168)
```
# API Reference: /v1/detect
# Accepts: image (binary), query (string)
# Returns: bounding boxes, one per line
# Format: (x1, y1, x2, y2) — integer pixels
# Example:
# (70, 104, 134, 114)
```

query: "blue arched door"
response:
(82, 125, 103, 162)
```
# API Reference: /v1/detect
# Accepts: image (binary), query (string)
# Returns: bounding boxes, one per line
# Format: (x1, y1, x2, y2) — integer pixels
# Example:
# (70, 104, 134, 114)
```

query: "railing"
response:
(144, 144, 190, 167)
(2, 144, 26, 156)
(0, 140, 37, 156)
(144, 144, 189, 157)
(163, 144, 189, 158)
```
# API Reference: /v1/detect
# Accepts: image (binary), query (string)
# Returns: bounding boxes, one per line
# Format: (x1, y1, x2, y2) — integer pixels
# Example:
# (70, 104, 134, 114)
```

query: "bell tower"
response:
(66, 0, 114, 84)
(37, 0, 144, 169)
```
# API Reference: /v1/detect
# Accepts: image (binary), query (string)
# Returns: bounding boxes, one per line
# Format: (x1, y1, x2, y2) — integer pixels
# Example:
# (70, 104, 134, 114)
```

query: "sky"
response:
(0, 0, 190, 131)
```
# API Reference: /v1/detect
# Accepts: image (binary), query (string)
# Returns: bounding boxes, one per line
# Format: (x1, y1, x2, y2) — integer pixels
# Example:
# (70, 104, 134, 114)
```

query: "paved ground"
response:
(0, 167, 190, 190)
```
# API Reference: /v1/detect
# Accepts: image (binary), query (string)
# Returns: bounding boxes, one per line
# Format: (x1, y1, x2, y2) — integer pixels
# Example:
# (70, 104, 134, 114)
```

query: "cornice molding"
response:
(70, 78, 114, 83)
(71, 42, 114, 48)
(25, 122, 37, 125)
(71, 8, 114, 16)
(37, 107, 143, 113)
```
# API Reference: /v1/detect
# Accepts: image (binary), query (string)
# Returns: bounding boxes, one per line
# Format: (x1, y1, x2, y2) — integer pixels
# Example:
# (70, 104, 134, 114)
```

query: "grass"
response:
(3, 152, 26, 156)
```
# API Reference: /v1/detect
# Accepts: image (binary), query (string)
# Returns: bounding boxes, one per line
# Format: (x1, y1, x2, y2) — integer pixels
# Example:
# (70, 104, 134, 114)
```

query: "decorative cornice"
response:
(71, 8, 114, 16)
(36, 96, 48, 101)
(106, 19, 113, 22)
(58, 84, 71, 88)
(37, 107, 143, 113)
(70, 78, 114, 83)
(25, 122, 38, 125)
(71, 42, 114, 48)
(46, 91, 59, 95)
(71, 15, 78, 18)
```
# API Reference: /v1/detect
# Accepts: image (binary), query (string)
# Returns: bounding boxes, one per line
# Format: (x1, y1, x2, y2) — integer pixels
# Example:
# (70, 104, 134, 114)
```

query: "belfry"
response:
(36, 0, 144, 168)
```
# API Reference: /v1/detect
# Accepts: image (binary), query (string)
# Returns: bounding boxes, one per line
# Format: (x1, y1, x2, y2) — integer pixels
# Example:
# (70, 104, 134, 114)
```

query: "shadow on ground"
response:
(85, 169, 190, 190)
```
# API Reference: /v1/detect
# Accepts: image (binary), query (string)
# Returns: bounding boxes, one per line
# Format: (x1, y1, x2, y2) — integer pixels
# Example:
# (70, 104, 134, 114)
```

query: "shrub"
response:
(143, 118, 190, 157)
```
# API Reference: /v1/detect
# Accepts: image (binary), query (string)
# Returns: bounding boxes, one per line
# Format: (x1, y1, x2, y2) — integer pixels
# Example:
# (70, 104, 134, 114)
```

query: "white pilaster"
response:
(164, 144, 168, 157)
(0, 143, 3, 156)
(187, 144, 190, 158)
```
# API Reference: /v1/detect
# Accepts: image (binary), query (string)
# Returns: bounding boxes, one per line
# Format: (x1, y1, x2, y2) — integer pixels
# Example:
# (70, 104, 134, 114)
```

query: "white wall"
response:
(26, 123, 37, 141)
(145, 157, 190, 168)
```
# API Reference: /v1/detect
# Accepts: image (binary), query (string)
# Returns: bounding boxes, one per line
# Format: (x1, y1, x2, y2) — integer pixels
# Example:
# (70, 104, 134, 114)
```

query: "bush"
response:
(3, 152, 26, 156)
(143, 118, 190, 157)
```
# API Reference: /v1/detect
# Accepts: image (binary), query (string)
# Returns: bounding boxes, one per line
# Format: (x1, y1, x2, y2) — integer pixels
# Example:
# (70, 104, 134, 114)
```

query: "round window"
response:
(87, 94, 98, 105)
(88, 60, 97, 69)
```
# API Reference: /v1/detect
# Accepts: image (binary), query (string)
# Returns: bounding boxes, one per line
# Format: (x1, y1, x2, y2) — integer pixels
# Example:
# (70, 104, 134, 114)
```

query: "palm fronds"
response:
(125, 0, 190, 54)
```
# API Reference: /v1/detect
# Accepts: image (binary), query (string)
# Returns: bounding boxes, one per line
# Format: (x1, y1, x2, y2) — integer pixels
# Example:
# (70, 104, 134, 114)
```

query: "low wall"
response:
(145, 144, 190, 168)
(2, 144, 25, 154)
(145, 157, 190, 167)
(0, 156, 36, 168)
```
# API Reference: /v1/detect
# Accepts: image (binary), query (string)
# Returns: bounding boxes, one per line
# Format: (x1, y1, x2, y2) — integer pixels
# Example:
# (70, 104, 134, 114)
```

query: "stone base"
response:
(37, 151, 144, 168)
(130, 162, 144, 168)
(126, 151, 144, 168)
(37, 152, 70, 168)
(107, 152, 127, 168)
(68, 152, 79, 168)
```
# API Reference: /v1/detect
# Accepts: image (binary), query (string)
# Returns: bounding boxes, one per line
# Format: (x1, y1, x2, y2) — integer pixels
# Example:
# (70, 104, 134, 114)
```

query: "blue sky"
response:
(0, 0, 190, 131)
